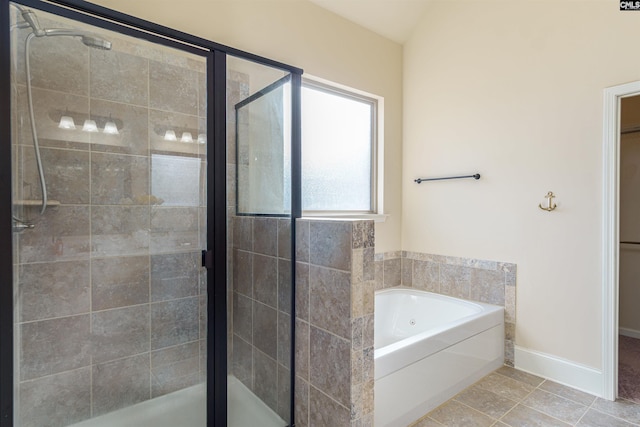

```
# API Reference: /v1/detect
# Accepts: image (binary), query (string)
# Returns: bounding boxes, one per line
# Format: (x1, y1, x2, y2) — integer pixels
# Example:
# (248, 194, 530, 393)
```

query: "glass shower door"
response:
(9, 3, 209, 426)
(226, 56, 294, 427)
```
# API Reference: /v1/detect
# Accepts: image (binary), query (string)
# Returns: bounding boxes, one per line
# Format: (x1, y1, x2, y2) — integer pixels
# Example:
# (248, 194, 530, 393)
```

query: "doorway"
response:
(602, 80, 640, 402)
(617, 95, 640, 403)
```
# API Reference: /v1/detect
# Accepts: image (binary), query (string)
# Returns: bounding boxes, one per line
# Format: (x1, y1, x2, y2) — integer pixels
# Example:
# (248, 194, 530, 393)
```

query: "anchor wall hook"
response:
(539, 191, 557, 212)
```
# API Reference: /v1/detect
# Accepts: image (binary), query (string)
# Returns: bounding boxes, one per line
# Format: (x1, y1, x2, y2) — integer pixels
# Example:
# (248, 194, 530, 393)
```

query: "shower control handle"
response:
(12, 222, 35, 233)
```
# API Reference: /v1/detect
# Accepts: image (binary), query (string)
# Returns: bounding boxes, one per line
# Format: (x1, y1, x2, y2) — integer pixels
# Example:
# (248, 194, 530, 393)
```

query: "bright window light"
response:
(302, 80, 377, 213)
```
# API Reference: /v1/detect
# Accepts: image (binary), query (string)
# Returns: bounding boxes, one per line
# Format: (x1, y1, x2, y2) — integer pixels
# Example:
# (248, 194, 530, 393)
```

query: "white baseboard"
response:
(514, 345, 603, 397)
(619, 327, 640, 340)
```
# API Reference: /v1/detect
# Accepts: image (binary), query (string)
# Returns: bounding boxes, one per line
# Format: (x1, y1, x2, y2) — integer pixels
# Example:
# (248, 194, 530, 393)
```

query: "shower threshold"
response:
(67, 376, 285, 427)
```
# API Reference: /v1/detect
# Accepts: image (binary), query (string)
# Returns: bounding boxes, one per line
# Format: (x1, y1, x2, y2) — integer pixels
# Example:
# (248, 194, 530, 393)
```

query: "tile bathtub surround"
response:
(12, 22, 207, 427)
(295, 218, 375, 427)
(377, 251, 517, 366)
(230, 216, 293, 422)
(411, 366, 640, 427)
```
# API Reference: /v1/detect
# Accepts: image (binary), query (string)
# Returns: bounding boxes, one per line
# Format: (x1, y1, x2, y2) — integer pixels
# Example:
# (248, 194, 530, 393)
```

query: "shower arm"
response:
(8, 5, 32, 32)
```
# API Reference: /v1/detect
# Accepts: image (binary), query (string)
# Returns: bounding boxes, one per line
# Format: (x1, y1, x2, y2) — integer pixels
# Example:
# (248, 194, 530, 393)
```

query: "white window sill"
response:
(301, 213, 389, 223)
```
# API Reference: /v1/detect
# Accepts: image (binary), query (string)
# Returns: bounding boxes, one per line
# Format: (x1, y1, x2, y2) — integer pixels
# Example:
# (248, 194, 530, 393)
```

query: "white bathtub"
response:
(374, 287, 504, 427)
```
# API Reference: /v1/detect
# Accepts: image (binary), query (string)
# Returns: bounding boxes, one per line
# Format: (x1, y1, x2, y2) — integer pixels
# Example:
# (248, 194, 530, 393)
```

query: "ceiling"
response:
(307, 0, 432, 44)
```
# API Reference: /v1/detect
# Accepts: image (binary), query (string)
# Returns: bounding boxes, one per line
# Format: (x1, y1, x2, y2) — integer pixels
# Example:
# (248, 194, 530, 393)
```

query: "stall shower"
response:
(6, 1, 299, 426)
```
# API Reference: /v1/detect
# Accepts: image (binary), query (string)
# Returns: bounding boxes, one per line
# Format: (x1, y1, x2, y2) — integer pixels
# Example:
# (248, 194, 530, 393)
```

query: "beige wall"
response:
(403, 0, 640, 369)
(89, 0, 404, 254)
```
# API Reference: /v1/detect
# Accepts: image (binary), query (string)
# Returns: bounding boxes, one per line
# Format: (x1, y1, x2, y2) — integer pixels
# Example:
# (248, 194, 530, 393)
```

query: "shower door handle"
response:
(202, 249, 214, 269)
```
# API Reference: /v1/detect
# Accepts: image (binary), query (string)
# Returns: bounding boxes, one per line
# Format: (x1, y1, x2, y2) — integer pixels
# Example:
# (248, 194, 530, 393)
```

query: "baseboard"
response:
(514, 345, 603, 397)
(619, 327, 640, 340)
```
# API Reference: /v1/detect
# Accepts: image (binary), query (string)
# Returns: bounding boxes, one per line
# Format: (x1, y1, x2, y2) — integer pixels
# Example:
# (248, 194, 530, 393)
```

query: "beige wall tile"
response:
(91, 152, 149, 205)
(91, 49, 148, 106)
(277, 312, 291, 368)
(278, 219, 291, 259)
(470, 268, 505, 305)
(278, 259, 292, 314)
(277, 364, 291, 422)
(150, 252, 200, 302)
(149, 60, 198, 115)
(90, 99, 149, 156)
(253, 301, 278, 359)
(310, 265, 351, 340)
(254, 349, 278, 412)
(150, 297, 199, 350)
(232, 335, 252, 387)
(383, 258, 402, 288)
(92, 256, 149, 310)
(309, 326, 351, 407)
(309, 385, 350, 426)
(92, 305, 149, 363)
(19, 368, 91, 427)
(150, 206, 200, 254)
(19, 260, 90, 321)
(254, 254, 278, 308)
(309, 221, 352, 271)
(295, 320, 310, 381)
(92, 354, 151, 416)
(295, 376, 310, 427)
(295, 262, 310, 321)
(296, 219, 310, 262)
(234, 249, 253, 297)
(91, 205, 149, 257)
(233, 291, 252, 343)
(22, 147, 90, 204)
(20, 314, 90, 381)
(440, 263, 472, 299)
(18, 205, 90, 263)
(17, 35, 89, 95)
(254, 217, 278, 256)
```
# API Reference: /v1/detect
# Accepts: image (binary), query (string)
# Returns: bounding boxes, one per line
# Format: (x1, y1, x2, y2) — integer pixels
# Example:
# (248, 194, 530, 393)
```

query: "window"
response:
(302, 79, 380, 214)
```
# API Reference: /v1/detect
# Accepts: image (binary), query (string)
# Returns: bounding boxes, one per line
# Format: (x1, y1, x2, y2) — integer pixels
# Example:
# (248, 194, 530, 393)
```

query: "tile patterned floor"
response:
(410, 366, 640, 427)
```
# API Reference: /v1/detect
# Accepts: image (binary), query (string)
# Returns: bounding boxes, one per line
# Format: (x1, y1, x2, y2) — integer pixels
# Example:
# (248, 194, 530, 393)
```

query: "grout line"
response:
(423, 366, 640, 427)
(514, 400, 579, 426)
(451, 399, 499, 423)
(585, 407, 640, 427)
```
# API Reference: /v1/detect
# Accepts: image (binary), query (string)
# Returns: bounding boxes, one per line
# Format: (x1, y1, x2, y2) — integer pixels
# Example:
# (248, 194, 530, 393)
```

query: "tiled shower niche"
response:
(11, 9, 207, 427)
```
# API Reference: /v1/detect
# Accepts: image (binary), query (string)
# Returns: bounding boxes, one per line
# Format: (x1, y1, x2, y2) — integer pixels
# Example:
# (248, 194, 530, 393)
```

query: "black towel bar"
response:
(414, 173, 480, 184)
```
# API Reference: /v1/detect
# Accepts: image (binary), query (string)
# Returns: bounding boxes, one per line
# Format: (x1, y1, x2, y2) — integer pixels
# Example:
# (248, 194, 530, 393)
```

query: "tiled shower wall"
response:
(376, 251, 517, 366)
(231, 216, 292, 421)
(226, 67, 293, 422)
(12, 13, 207, 427)
(295, 219, 375, 427)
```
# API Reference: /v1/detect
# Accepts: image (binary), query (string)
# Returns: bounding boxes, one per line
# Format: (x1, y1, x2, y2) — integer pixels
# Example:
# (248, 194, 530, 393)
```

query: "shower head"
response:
(80, 35, 112, 50)
(43, 28, 112, 50)
(16, 7, 112, 50)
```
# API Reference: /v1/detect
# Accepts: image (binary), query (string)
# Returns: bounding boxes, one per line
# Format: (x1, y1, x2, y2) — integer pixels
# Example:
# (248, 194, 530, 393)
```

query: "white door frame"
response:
(602, 80, 640, 401)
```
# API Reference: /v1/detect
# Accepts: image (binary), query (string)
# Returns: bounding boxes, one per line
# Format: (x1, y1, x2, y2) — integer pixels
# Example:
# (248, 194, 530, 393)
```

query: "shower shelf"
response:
(13, 199, 61, 207)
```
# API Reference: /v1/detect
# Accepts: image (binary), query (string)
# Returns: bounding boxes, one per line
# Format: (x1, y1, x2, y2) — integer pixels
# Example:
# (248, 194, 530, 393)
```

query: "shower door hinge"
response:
(202, 250, 214, 269)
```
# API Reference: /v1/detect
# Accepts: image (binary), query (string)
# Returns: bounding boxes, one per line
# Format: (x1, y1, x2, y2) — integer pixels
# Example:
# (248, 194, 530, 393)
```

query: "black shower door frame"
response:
(0, 1, 302, 426)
